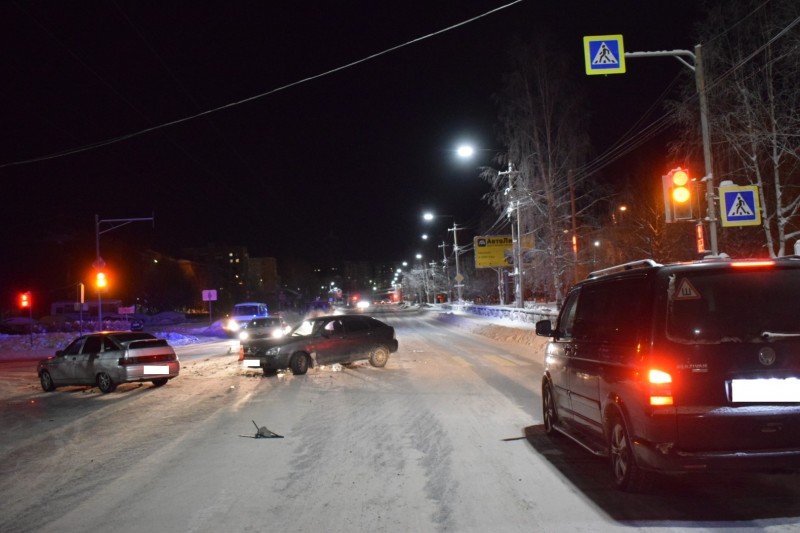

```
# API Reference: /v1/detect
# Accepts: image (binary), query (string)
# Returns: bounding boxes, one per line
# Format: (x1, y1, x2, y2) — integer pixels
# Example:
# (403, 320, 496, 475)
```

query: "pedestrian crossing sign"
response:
(719, 185, 761, 227)
(583, 35, 626, 75)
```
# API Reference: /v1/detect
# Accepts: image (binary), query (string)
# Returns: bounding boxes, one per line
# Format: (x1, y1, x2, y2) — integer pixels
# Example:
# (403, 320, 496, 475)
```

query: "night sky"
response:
(2, 1, 704, 287)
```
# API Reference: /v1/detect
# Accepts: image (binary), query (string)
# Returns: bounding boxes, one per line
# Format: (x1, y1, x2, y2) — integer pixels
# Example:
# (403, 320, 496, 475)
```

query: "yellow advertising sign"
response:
(474, 235, 513, 268)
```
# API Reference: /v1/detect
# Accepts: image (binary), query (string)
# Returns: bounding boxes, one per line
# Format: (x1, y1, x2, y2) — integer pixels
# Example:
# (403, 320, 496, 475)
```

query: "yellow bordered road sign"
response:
(719, 185, 761, 227)
(583, 35, 626, 75)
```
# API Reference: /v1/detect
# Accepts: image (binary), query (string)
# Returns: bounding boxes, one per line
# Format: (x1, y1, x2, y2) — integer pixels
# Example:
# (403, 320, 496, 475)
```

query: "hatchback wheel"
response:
(608, 412, 651, 492)
(40, 371, 55, 392)
(542, 381, 558, 435)
(368, 346, 389, 368)
(151, 378, 169, 387)
(96, 372, 117, 393)
(290, 353, 309, 375)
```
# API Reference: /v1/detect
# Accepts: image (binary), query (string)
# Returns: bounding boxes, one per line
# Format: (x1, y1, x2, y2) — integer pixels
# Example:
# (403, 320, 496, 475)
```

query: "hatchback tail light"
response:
(119, 353, 177, 365)
(648, 369, 674, 406)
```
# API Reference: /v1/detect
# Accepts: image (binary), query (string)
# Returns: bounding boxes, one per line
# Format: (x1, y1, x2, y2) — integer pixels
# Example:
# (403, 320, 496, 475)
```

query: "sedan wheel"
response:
(290, 353, 309, 375)
(96, 372, 117, 394)
(151, 378, 169, 387)
(40, 371, 55, 392)
(368, 346, 389, 368)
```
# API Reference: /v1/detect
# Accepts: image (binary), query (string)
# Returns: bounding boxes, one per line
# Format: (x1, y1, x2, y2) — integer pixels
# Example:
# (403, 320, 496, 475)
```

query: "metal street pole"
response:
(95, 214, 155, 328)
(625, 46, 718, 256)
(448, 222, 463, 303)
(438, 240, 452, 302)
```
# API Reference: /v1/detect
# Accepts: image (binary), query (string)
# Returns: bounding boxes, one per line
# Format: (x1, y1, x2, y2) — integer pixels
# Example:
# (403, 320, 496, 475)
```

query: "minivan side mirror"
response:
(535, 319, 553, 337)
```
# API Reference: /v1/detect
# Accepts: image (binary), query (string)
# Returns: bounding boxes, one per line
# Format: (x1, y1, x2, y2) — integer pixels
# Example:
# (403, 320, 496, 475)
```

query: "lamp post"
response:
(456, 145, 524, 308)
(423, 212, 463, 303)
(95, 214, 154, 328)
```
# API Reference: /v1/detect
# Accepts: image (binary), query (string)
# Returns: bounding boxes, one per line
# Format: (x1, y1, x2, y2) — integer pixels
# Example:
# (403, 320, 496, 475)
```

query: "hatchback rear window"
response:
(667, 268, 800, 343)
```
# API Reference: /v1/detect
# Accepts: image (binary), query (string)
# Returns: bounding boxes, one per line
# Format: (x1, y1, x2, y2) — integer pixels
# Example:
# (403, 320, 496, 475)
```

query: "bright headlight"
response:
(227, 320, 240, 332)
(238, 331, 249, 341)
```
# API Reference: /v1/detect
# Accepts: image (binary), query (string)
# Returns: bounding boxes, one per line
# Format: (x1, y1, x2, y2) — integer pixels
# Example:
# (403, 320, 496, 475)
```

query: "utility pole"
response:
(438, 240, 452, 302)
(498, 162, 524, 308)
(448, 223, 464, 303)
(625, 46, 718, 256)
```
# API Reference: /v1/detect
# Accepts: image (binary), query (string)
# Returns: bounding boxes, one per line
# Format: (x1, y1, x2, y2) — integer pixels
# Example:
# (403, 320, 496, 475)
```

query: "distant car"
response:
(241, 314, 398, 375)
(237, 316, 290, 341)
(223, 302, 269, 335)
(37, 331, 180, 393)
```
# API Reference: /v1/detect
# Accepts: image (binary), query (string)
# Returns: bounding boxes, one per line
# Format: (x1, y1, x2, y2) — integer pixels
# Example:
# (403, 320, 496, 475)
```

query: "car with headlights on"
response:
(223, 302, 269, 336)
(38, 331, 180, 393)
(237, 316, 290, 341)
(241, 314, 398, 375)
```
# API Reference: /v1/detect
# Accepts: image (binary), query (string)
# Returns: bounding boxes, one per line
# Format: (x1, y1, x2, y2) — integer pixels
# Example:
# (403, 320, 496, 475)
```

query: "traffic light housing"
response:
(662, 167, 693, 222)
(96, 272, 107, 289)
(19, 292, 31, 309)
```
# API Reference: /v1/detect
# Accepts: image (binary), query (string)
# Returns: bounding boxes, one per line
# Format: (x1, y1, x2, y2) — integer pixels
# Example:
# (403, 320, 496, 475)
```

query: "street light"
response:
(456, 145, 524, 308)
(423, 212, 463, 303)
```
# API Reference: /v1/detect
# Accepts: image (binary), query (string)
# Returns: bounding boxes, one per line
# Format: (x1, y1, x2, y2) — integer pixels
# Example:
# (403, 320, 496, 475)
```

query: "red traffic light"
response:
(19, 292, 31, 308)
(96, 272, 107, 288)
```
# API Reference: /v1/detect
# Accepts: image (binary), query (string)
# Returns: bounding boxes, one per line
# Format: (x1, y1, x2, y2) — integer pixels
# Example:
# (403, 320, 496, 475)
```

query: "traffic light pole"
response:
(625, 45, 719, 256)
(95, 214, 154, 328)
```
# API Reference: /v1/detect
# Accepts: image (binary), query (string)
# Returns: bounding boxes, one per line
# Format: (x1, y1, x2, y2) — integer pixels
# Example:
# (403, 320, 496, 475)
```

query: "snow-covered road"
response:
(2, 310, 800, 532)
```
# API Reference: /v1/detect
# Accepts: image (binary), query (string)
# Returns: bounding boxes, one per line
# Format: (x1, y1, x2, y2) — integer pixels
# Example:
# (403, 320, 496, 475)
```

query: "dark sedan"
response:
(240, 314, 398, 375)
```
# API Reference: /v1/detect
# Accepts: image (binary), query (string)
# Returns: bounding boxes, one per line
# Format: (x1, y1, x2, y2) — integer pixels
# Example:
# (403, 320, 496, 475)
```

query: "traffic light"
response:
(19, 292, 31, 309)
(662, 167, 693, 222)
(96, 272, 107, 289)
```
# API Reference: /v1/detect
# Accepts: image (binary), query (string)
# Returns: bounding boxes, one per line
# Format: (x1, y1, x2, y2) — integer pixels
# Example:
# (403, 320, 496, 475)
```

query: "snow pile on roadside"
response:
(0, 329, 214, 355)
(436, 312, 545, 347)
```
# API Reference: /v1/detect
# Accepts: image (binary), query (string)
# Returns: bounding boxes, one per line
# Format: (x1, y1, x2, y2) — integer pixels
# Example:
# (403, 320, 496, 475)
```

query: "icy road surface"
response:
(1, 309, 800, 532)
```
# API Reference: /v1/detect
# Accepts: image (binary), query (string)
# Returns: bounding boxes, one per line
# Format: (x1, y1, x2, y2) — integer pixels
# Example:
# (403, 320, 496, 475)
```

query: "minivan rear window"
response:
(667, 269, 800, 343)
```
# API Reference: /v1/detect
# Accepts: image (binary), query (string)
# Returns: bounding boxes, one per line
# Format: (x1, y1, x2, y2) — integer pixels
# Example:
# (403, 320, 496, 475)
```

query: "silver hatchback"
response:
(38, 331, 180, 393)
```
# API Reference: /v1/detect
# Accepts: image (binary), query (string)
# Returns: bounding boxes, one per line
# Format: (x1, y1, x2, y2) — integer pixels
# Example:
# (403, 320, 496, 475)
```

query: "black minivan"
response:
(536, 258, 800, 491)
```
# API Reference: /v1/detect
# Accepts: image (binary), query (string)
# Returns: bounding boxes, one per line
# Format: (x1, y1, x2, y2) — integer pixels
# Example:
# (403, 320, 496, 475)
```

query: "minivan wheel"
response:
(368, 346, 389, 368)
(40, 371, 55, 392)
(542, 381, 558, 435)
(608, 412, 651, 492)
(96, 372, 117, 393)
(290, 353, 309, 375)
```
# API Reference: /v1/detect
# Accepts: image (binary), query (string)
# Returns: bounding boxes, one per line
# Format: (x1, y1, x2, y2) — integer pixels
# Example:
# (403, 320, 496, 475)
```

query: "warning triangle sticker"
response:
(674, 278, 701, 300)
(727, 193, 754, 217)
(592, 43, 619, 65)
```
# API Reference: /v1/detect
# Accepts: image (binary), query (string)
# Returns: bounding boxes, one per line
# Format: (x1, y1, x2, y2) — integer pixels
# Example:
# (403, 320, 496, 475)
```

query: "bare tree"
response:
(484, 38, 592, 304)
(673, 0, 800, 257)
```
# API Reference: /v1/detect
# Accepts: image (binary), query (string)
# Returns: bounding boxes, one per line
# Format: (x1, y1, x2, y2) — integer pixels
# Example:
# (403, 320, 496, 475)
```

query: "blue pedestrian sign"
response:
(719, 185, 761, 227)
(583, 35, 626, 75)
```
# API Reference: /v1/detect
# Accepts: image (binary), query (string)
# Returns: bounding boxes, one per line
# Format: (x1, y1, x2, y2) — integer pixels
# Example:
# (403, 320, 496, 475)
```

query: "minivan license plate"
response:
(731, 378, 800, 402)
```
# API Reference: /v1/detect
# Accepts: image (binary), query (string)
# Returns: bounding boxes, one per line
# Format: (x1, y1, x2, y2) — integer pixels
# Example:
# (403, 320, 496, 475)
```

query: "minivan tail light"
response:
(648, 369, 674, 406)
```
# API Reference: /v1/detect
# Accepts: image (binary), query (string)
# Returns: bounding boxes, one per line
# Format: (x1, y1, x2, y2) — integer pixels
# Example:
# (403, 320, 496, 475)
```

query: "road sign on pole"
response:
(583, 35, 626, 75)
(719, 185, 761, 227)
